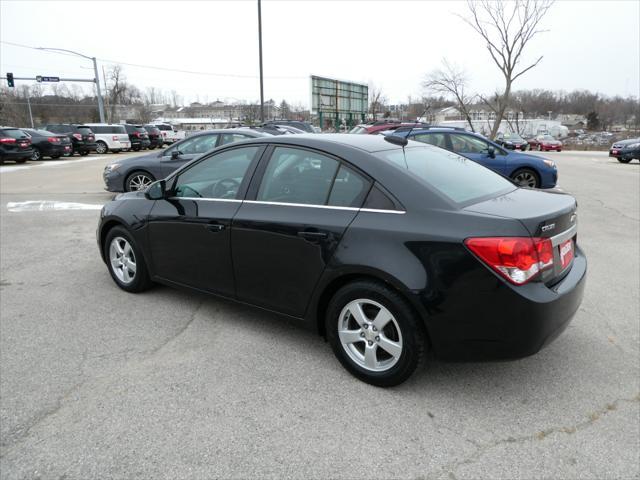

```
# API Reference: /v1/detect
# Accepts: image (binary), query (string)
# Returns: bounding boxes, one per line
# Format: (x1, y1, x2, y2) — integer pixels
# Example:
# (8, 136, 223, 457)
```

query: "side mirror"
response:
(171, 150, 180, 160)
(487, 146, 496, 158)
(145, 180, 166, 200)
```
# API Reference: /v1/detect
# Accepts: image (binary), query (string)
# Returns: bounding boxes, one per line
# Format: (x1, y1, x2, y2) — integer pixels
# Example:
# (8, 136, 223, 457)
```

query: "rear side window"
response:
(257, 147, 339, 205)
(413, 132, 447, 149)
(327, 165, 370, 207)
(363, 185, 397, 211)
(374, 146, 515, 205)
(91, 126, 107, 133)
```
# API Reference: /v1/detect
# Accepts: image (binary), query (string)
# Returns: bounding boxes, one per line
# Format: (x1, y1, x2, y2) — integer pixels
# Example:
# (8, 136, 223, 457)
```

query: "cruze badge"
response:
(541, 223, 556, 232)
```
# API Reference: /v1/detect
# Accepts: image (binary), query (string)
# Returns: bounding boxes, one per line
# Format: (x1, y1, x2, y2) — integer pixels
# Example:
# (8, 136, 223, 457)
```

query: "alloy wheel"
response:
(338, 299, 403, 372)
(128, 174, 153, 191)
(30, 149, 41, 161)
(96, 142, 108, 154)
(513, 171, 537, 188)
(109, 237, 137, 284)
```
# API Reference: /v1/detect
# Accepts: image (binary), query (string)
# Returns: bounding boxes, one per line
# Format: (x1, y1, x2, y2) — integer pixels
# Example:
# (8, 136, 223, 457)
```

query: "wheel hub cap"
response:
(109, 237, 136, 284)
(338, 299, 403, 372)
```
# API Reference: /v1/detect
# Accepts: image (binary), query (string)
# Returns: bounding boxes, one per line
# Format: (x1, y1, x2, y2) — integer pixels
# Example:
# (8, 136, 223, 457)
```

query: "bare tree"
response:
(368, 84, 387, 121)
(423, 59, 476, 131)
(461, 0, 554, 137)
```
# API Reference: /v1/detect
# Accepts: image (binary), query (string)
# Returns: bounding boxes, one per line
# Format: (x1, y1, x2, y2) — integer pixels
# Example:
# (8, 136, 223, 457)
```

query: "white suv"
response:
(85, 124, 131, 154)
(155, 123, 179, 145)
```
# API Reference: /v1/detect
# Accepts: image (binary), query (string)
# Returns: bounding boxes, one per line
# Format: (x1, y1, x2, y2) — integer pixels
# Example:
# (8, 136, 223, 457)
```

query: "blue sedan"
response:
(390, 127, 558, 188)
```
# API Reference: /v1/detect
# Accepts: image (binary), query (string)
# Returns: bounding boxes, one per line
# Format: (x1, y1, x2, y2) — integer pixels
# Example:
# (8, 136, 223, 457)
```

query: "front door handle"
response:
(297, 231, 328, 241)
(206, 224, 225, 233)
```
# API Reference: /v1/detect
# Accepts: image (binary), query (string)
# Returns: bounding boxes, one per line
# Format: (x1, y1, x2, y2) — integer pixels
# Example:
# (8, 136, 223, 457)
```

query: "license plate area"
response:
(559, 238, 574, 270)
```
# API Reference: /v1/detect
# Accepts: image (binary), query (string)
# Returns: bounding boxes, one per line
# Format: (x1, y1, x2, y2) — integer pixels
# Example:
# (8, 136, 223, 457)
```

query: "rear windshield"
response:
(144, 126, 160, 133)
(373, 145, 515, 204)
(156, 124, 172, 131)
(349, 126, 367, 134)
(77, 126, 93, 134)
(135, 127, 146, 133)
(1, 129, 28, 139)
(504, 133, 524, 141)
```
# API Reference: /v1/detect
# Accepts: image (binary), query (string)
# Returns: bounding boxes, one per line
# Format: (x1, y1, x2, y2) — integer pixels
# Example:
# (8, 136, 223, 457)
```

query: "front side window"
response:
(165, 134, 219, 157)
(449, 133, 491, 154)
(220, 133, 249, 146)
(257, 147, 339, 205)
(173, 146, 259, 199)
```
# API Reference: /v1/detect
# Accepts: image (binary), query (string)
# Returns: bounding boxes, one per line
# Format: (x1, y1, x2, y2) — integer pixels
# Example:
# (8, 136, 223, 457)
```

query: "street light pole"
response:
(257, 0, 265, 123)
(37, 47, 106, 123)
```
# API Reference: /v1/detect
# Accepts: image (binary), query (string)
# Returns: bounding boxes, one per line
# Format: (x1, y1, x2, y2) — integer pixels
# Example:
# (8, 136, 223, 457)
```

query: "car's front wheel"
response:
(104, 226, 153, 292)
(326, 281, 426, 387)
(125, 171, 155, 191)
(512, 168, 540, 188)
(95, 141, 108, 154)
(79, 151, 89, 156)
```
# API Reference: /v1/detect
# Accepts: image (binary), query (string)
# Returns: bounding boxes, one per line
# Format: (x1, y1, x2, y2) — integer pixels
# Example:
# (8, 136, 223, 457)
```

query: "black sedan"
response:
(609, 138, 640, 163)
(97, 134, 586, 386)
(103, 129, 271, 192)
(0, 127, 33, 164)
(495, 132, 530, 151)
(22, 129, 73, 160)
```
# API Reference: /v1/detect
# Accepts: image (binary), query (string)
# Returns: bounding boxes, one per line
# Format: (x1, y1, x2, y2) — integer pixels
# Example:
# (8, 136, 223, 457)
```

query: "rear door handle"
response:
(297, 231, 328, 241)
(206, 224, 225, 233)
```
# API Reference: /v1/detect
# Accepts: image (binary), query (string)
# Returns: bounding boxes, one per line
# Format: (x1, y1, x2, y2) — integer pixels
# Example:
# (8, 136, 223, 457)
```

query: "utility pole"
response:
(26, 95, 34, 128)
(258, 0, 265, 123)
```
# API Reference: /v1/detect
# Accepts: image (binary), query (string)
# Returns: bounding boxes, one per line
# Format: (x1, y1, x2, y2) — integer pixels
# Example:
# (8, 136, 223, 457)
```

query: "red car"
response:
(528, 134, 563, 152)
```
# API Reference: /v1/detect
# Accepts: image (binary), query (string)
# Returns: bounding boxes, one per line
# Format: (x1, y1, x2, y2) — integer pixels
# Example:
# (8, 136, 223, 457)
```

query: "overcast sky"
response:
(1, 0, 638, 107)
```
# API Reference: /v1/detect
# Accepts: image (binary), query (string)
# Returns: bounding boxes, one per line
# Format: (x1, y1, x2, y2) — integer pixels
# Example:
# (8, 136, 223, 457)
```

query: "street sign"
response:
(35, 76, 60, 83)
(6, 72, 14, 87)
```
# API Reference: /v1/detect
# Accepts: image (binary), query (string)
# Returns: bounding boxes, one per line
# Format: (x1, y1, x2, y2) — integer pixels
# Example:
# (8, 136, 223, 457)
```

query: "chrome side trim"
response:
(550, 223, 577, 247)
(165, 197, 405, 214)
(359, 208, 406, 215)
(167, 197, 243, 203)
(244, 200, 359, 211)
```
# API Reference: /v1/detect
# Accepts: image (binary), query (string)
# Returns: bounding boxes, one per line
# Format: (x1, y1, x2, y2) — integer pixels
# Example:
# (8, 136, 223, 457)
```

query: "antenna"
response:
(403, 105, 431, 142)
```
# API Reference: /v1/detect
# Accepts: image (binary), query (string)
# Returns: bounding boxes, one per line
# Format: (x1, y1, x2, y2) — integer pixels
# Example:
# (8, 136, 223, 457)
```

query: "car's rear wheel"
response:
(95, 141, 108, 154)
(79, 151, 89, 156)
(30, 148, 42, 161)
(104, 226, 152, 293)
(125, 171, 155, 191)
(512, 168, 540, 188)
(618, 157, 632, 163)
(326, 281, 426, 387)
(16, 158, 28, 164)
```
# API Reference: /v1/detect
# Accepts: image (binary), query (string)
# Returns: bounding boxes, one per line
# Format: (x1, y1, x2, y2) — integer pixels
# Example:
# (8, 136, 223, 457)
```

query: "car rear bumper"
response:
(424, 246, 587, 361)
(1, 149, 33, 160)
(42, 144, 71, 156)
(75, 142, 97, 152)
(542, 145, 562, 151)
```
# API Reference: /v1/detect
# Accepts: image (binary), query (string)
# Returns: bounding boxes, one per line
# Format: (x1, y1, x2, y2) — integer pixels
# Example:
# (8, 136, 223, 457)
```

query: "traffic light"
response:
(6, 72, 14, 88)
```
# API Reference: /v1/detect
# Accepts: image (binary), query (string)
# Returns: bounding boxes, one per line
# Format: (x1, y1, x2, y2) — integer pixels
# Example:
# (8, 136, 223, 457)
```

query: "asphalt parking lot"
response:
(0, 150, 638, 479)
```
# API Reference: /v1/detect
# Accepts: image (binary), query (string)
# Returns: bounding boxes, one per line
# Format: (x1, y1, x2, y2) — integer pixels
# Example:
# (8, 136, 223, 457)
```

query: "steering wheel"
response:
(179, 185, 202, 198)
(213, 178, 241, 198)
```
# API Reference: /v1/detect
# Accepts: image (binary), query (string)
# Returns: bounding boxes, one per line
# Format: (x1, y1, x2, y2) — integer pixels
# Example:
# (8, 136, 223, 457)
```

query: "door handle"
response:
(297, 231, 328, 241)
(206, 224, 225, 233)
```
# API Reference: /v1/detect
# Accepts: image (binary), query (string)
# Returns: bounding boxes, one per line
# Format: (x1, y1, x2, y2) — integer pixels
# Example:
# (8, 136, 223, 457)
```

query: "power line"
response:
(1, 40, 306, 80)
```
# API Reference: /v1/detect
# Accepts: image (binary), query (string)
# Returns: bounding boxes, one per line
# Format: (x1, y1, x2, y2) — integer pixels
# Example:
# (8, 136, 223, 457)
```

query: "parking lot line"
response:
(0, 155, 110, 173)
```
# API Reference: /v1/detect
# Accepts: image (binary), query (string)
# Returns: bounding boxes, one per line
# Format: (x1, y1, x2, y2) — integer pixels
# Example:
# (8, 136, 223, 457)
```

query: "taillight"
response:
(112, 136, 118, 141)
(464, 237, 554, 285)
(72, 133, 82, 140)
(133, 132, 140, 138)
(48, 137, 61, 143)
(0, 137, 16, 144)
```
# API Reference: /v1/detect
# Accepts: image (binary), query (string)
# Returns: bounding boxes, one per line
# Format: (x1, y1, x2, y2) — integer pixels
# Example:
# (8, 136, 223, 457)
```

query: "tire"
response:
(511, 168, 540, 188)
(16, 158, 28, 164)
(125, 170, 155, 192)
(51, 155, 61, 159)
(325, 280, 426, 387)
(30, 148, 42, 161)
(95, 141, 108, 154)
(79, 151, 89, 156)
(133, 147, 141, 152)
(618, 157, 632, 164)
(104, 226, 153, 293)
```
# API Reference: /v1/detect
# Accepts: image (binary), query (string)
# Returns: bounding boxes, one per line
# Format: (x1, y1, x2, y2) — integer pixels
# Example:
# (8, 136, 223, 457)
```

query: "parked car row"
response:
(0, 122, 182, 163)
